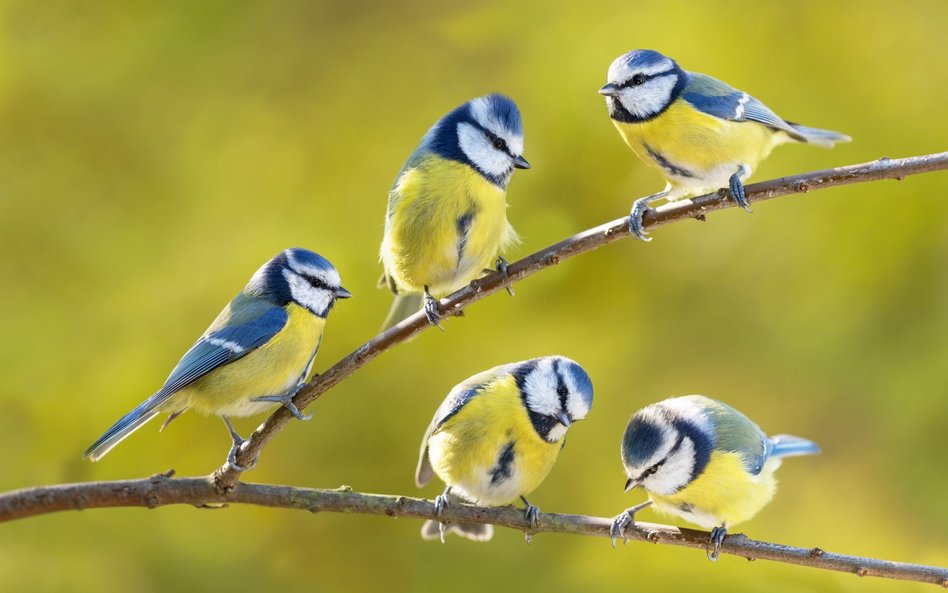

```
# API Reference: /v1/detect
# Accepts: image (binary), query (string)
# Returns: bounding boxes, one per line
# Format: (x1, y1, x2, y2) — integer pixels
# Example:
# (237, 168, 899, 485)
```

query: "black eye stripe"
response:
(618, 68, 675, 89)
(485, 130, 513, 157)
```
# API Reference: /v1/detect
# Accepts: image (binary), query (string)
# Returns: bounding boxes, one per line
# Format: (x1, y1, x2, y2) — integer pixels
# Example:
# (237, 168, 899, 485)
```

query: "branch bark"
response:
(1, 475, 945, 586)
(212, 151, 948, 488)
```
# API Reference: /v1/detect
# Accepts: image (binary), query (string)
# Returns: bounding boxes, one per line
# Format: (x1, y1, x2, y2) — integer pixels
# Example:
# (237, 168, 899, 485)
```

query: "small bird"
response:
(84, 248, 351, 469)
(611, 395, 820, 560)
(600, 49, 850, 240)
(380, 93, 529, 330)
(415, 356, 593, 542)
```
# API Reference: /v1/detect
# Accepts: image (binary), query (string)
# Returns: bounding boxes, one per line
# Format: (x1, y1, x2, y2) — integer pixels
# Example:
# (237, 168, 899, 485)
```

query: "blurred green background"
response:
(1, 1, 946, 591)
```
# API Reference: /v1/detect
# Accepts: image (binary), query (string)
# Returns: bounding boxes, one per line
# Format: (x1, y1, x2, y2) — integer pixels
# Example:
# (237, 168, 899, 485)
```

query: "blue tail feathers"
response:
(84, 393, 168, 461)
(768, 434, 821, 458)
(788, 124, 851, 148)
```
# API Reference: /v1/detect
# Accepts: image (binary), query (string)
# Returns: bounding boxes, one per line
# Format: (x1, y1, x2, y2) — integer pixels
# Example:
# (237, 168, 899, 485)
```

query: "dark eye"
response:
(306, 276, 329, 290)
(556, 386, 568, 397)
(631, 74, 646, 86)
(492, 137, 507, 151)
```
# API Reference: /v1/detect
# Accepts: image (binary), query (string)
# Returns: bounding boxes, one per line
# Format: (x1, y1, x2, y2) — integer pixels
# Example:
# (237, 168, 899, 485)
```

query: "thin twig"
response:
(212, 152, 948, 489)
(0, 476, 945, 586)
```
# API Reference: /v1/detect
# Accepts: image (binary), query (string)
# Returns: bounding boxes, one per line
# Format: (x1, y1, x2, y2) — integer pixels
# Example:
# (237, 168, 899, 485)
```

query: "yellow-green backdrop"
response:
(1, 1, 945, 591)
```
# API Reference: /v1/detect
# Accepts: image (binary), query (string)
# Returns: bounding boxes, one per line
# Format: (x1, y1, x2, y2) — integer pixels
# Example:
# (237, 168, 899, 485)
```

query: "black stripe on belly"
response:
(489, 441, 516, 485)
(455, 210, 475, 266)
(644, 143, 695, 178)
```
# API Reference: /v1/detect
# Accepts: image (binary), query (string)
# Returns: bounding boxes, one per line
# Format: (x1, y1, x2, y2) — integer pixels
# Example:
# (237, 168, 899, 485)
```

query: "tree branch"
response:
(1, 475, 945, 586)
(212, 151, 948, 488)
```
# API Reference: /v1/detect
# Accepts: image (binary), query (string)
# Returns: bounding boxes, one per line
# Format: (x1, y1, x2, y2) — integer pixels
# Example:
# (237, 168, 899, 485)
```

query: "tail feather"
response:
(84, 394, 167, 461)
(788, 124, 851, 148)
(768, 434, 821, 459)
(421, 519, 493, 542)
(381, 293, 423, 331)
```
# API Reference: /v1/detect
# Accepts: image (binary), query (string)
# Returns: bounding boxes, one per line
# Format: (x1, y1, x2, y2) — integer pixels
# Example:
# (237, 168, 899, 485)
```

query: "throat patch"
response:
(489, 441, 516, 485)
(644, 143, 695, 178)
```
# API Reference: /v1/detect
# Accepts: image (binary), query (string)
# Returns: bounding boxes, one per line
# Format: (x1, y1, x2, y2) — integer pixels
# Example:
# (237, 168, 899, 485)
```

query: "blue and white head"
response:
(599, 49, 687, 123)
(513, 356, 593, 443)
(246, 248, 352, 317)
(620, 396, 715, 496)
(420, 93, 529, 188)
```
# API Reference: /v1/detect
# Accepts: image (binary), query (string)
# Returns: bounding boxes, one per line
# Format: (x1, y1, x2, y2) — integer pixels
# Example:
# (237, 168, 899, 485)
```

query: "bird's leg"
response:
(222, 416, 256, 472)
(520, 495, 540, 528)
(707, 525, 728, 561)
(610, 500, 653, 548)
(727, 165, 752, 212)
(434, 486, 452, 543)
(629, 191, 669, 242)
(495, 256, 515, 297)
(423, 286, 444, 331)
(251, 383, 312, 421)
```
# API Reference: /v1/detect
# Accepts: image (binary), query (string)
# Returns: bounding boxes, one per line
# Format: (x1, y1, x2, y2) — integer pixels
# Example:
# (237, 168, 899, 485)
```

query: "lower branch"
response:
(1, 475, 945, 586)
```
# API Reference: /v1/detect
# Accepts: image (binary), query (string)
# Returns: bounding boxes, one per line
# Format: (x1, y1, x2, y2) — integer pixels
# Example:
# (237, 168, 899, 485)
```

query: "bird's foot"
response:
(423, 288, 444, 331)
(520, 496, 539, 544)
(222, 417, 257, 472)
(707, 526, 728, 561)
(496, 256, 515, 297)
(628, 197, 654, 242)
(251, 384, 312, 421)
(610, 500, 652, 548)
(434, 489, 450, 543)
(728, 172, 752, 213)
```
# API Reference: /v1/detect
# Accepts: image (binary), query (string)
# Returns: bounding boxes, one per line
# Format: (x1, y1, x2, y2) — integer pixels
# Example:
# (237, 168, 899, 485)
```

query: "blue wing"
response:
(681, 73, 806, 141)
(159, 304, 288, 397)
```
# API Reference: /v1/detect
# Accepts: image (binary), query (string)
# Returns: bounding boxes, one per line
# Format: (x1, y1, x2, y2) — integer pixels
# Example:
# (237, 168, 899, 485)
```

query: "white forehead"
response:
(561, 367, 590, 420)
(468, 97, 524, 155)
(607, 54, 675, 83)
(659, 396, 712, 432)
(285, 250, 341, 286)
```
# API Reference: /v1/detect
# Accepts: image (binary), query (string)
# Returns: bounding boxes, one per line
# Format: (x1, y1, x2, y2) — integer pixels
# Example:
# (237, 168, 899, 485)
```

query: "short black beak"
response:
(333, 286, 352, 299)
(599, 83, 620, 98)
(513, 154, 531, 170)
(624, 478, 639, 493)
(556, 411, 572, 428)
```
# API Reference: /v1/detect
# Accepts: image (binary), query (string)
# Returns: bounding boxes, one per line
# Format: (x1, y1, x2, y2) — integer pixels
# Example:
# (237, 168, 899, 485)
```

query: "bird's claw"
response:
(434, 492, 450, 543)
(628, 198, 653, 242)
(423, 289, 444, 331)
(610, 510, 635, 548)
(251, 386, 312, 422)
(496, 256, 515, 297)
(226, 439, 257, 472)
(728, 173, 752, 213)
(707, 526, 727, 561)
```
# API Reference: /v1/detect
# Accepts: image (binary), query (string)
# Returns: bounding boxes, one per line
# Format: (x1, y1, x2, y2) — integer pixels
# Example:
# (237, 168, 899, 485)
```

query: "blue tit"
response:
(599, 49, 850, 240)
(84, 248, 351, 469)
(611, 395, 820, 560)
(379, 93, 529, 330)
(415, 356, 593, 542)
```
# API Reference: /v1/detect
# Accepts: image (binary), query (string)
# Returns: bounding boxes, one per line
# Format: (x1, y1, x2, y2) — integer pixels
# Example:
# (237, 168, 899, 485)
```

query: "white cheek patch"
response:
(282, 269, 333, 316)
(618, 74, 678, 119)
(285, 250, 342, 288)
(644, 436, 696, 495)
(546, 423, 568, 443)
(458, 122, 512, 179)
(522, 358, 560, 417)
(468, 98, 524, 156)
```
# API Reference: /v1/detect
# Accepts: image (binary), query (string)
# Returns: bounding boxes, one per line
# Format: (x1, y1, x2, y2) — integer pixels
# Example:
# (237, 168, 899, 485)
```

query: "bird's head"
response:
(247, 248, 351, 317)
(514, 356, 593, 443)
(599, 49, 685, 123)
(423, 93, 529, 188)
(620, 396, 713, 495)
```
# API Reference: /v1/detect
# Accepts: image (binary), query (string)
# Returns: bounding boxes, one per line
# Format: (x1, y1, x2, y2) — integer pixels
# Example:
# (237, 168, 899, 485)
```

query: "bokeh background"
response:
(1, 1, 946, 591)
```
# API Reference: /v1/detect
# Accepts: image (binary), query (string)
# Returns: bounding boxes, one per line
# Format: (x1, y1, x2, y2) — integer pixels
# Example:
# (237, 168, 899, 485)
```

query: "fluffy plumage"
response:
(84, 248, 350, 461)
(380, 94, 528, 329)
(416, 357, 593, 541)
(613, 395, 819, 557)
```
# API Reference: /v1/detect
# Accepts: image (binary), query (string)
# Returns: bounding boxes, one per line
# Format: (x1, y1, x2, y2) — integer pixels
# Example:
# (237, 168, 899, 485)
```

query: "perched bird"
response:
(600, 49, 850, 240)
(380, 93, 529, 330)
(416, 356, 593, 542)
(84, 248, 351, 469)
(611, 395, 820, 559)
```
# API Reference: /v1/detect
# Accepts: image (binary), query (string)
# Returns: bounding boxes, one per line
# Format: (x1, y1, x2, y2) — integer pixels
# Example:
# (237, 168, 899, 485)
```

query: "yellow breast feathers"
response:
(649, 451, 779, 529)
(178, 304, 325, 417)
(381, 156, 517, 297)
(426, 375, 560, 506)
